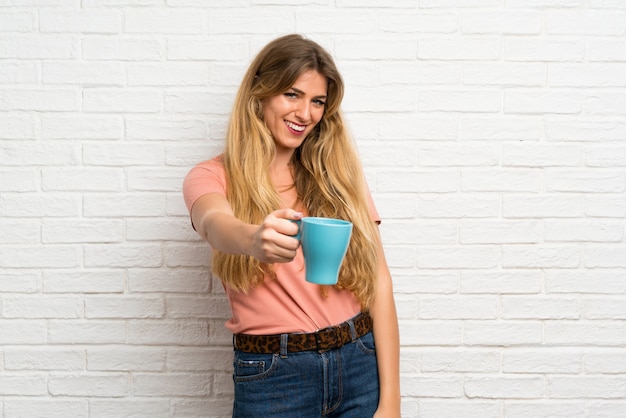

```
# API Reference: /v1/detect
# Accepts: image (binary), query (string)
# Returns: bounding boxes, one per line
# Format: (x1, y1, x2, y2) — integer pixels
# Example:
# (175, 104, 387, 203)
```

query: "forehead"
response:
(291, 70, 328, 96)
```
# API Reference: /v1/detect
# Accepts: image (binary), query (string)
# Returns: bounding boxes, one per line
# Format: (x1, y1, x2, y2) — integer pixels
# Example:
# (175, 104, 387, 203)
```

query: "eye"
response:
(313, 99, 326, 107)
(284, 92, 298, 100)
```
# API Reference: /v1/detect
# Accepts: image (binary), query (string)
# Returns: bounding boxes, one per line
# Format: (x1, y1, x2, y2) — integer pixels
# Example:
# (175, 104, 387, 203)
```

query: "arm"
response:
(370, 226, 401, 417)
(190, 192, 302, 263)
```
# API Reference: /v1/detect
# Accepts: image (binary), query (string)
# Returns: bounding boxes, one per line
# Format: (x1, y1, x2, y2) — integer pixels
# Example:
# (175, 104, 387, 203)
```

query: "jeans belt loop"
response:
(280, 333, 288, 358)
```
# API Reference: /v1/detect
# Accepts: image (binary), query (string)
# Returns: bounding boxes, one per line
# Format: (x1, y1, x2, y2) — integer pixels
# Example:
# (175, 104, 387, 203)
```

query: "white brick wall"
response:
(0, 2, 624, 417)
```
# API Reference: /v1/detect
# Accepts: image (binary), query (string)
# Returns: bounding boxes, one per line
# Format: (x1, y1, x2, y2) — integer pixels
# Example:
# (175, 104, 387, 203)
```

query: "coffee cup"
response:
(291, 217, 353, 285)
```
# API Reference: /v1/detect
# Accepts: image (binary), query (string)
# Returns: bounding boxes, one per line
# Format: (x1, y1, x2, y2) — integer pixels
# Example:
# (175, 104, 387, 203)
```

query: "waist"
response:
(233, 312, 373, 354)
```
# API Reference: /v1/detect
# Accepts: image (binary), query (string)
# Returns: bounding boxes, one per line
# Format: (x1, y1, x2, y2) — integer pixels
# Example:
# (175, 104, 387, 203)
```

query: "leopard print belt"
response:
(233, 312, 373, 354)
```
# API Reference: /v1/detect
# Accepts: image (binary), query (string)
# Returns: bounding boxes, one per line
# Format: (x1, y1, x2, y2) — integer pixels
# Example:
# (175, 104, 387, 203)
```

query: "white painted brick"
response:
(43, 61, 125, 85)
(420, 296, 499, 319)
(378, 12, 458, 34)
(465, 376, 544, 399)
(124, 9, 206, 34)
(505, 37, 585, 62)
(167, 39, 248, 61)
(584, 298, 626, 320)
(587, 91, 626, 115)
(127, 320, 210, 345)
(460, 115, 542, 141)
(419, 142, 499, 167)
(380, 62, 461, 86)
(501, 296, 581, 320)
(133, 373, 211, 396)
(172, 399, 232, 418)
(0, 271, 40, 293)
(297, 10, 375, 34)
(401, 375, 463, 398)
(44, 270, 126, 294)
(544, 321, 624, 346)
(87, 347, 166, 371)
(462, 11, 542, 34)
(0, 114, 36, 139)
(125, 117, 208, 140)
(0, 88, 79, 111)
(546, 270, 626, 294)
(0, 219, 39, 244)
(400, 320, 463, 346)
(588, 40, 626, 61)
(584, 351, 626, 374)
(83, 193, 166, 217)
(502, 245, 581, 268)
(0, 193, 79, 218)
(3, 296, 82, 319)
(0, 245, 81, 268)
(503, 195, 583, 218)
(460, 220, 542, 244)
(464, 321, 543, 346)
(418, 90, 501, 112)
(418, 36, 500, 60)
(0, 375, 47, 396)
(84, 244, 162, 268)
(127, 268, 210, 293)
(89, 399, 170, 418)
(381, 220, 457, 245)
(420, 401, 501, 418)
(547, 376, 626, 399)
(586, 145, 626, 167)
(82, 37, 162, 61)
(378, 116, 459, 140)
(0, 320, 47, 344)
(167, 347, 231, 372)
(586, 196, 626, 217)
(0, 12, 35, 32)
(545, 220, 624, 242)
(418, 246, 500, 269)
(546, 169, 625, 193)
(506, 0, 584, 7)
(127, 62, 209, 86)
(545, 117, 626, 142)
(420, 0, 500, 7)
(42, 168, 124, 192)
(336, 38, 417, 60)
(164, 243, 211, 268)
(462, 169, 542, 192)
(417, 194, 500, 218)
(461, 271, 542, 294)
(42, 219, 124, 243)
(166, 296, 230, 319)
(39, 9, 121, 33)
(0, 61, 38, 83)
(502, 143, 582, 167)
(550, 63, 626, 87)
(464, 62, 545, 87)
(0, 169, 38, 192)
(505, 402, 586, 418)
(164, 90, 233, 114)
(546, 10, 626, 35)
(393, 272, 458, 294)
(372, 194, 416, 219)
(503, 348, 582, 374)
(48, 321, 127, 344)
(41, 115, 123, 140)
(83, 88, 162, 113)
(421, 348, 500, 373)
(85, 296, 164, 319)
(48, 373, 129, 397)
(0, 140, 80, 166)
(4, 348, 84, 371)
(4, 400, 88, 418)
(83, 142, 164, 166)
(505, 90, 583, 114)
(345, 86, 416, 112)
(0, 35, 78, 59)
(378, 170, 458, 193)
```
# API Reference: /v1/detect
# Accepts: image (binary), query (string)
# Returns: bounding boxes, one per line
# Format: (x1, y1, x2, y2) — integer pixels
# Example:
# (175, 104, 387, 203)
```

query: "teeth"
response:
(286, 121, 305, 132)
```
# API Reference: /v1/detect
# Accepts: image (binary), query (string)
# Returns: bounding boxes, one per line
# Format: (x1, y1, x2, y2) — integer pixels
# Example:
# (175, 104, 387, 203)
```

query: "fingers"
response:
(250, 209, 303, 264)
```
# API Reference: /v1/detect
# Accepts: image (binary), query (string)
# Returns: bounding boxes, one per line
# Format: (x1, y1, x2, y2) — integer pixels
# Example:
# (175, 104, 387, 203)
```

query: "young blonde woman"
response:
(183, 34, 400, 417)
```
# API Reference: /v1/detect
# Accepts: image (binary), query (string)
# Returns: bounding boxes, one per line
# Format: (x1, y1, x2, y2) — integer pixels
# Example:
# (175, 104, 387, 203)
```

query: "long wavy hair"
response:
(213, 34, 379, 309)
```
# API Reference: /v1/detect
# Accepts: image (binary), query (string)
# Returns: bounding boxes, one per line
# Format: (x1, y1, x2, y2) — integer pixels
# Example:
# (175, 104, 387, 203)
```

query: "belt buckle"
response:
(315, 325, 341, 353)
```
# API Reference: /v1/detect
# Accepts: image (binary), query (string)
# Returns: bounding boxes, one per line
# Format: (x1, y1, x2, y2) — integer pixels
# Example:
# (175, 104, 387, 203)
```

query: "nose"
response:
(294, 101, 311, 122)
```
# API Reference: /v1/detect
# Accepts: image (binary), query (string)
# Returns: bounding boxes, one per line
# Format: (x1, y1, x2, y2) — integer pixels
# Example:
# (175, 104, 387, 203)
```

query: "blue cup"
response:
(292, 217, 353, 285)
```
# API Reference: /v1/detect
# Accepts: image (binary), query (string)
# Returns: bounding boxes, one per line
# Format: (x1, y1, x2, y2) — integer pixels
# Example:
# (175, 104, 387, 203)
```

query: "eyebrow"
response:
(290, 87, 327, 100)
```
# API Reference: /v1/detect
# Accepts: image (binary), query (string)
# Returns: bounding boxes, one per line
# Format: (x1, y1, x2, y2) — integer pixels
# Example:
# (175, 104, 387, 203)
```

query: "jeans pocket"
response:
(234, 352, 278, 382)
(356, 331, 376, 355)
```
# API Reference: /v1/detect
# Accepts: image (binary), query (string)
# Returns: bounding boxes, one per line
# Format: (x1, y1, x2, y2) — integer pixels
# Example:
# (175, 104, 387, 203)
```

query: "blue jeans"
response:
(232, 331, 379, 417)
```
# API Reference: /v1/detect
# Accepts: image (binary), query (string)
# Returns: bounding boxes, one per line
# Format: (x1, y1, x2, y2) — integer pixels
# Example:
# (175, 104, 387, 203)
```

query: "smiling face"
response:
(262, 70, 328, 155)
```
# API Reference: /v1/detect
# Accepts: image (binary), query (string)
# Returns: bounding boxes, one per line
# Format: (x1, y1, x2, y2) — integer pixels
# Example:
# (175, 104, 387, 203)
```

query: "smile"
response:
(285, 120, 306, 133)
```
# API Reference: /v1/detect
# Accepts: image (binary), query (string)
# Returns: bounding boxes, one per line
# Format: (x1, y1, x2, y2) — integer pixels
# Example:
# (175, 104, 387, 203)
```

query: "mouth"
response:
(285, 120, 307, 134)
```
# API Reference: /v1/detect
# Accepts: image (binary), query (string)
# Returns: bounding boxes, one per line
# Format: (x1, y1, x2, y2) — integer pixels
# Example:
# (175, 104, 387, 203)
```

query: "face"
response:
(262, 70, 328, 154)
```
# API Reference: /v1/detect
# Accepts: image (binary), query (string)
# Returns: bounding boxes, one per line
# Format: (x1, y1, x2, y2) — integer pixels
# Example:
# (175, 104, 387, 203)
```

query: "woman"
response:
(183, 34, 400, 417)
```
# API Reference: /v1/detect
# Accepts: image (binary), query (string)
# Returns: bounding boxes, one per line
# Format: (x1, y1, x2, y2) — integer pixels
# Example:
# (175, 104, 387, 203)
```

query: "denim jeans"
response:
(232, 331, 379, 417)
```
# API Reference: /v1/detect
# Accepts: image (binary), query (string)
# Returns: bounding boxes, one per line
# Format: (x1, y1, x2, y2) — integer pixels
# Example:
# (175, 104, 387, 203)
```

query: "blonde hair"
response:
(213, 34, 379, 309)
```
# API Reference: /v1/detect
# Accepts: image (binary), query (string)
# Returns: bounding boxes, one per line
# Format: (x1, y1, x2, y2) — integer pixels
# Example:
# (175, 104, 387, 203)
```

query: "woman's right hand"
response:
(248, 209, 303, 264)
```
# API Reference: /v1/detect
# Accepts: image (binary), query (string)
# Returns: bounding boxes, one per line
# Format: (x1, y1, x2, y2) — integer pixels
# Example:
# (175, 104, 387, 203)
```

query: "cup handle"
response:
(289, 219, 301, 240)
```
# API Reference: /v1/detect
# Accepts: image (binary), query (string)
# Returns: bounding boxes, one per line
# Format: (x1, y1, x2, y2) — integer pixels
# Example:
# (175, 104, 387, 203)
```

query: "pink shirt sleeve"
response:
(182, 156, 227, 213)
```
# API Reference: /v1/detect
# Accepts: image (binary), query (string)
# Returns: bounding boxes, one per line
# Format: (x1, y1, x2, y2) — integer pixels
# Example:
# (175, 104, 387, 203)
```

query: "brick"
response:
(3, 296, 82, 319)
(461, 271, 542, 294)
(503, 195, 583, 218)
(4, 348, 84, 371)
(378, 170, 458, 193)
(545, 220, 624, 242)
(505, 402, 586, 418)
(502, 296, 581, 320)
(0, 219, 40, 244)
(166, 296, 230, 319)
(127, 62, 209, 86)
(83, 142, 164, 166)
(417, 194, 500, 218)
(503, 348, 582, 373)
(0, 89, 79, 111)
(462, 11, 541, 34)
(87, 347, 166, 371)
(0, 375, 47, 396)
(39, 9, 121, 33)
(85, 296, 165, 319)
(41, 115, 123, 140)
(0, 320, 47, 344)
(546, 270, 626, 294)
(0, 61, 38, 83)
(549, 63, 626, 87)
(43, 61, 125, 85)
(166, 347, 231, 372)
(462, 169, 542, 192)
(0, 245, 81, 268)
(421, 349, 500, 373)
(502, 143, 582, 167)
(547, 376, 626, 399)
(83, 89, 162, 113)
(48, 321, 127, 344)
(89, 399, 169, 418)
(545, 117, 626, 142)
(42, 219, 124, 243)
(44, 270, 126, 293)
(84, 244, 162, 268)
(419, 36, 500, 60)
(402, 375, 463, 398)
(418, 90, 501, 112)
(505, 90, 583, 114)
(379, 220, 457, 245)
(584, 298, 626, 320)
(420, 296, 499, 319)
(460, 220, 542, 244)
(399, 320, 463, 345)
(0, 140, 80, 166)
(545, 321, 624, 345)
(124, 9, 205, 34)
(418, 143, 499, 167)
(546, 10, 626, 35)
(82, 37, 162, 61)
(505, 37, 585, 61)
(127, 268, 210, 293)
(0, 270, 40, 293)
(0, 35, 77, 59)
(4, 400, 88, 418)
(127, 320, 210, 345)
(418, 246, 500, 269)
(167, 39, 248, 61)
(48, 374, 129, 397)
(586, 196, 626, 217)
(464, 321, 543, 345)
(503, 245, 581, 268)
(545, 169, 625, 193)
(42, 168, 125, 192)
(460, 116, 542, 140)
(465, 376, 544, 399)
(420, 401, 500, 418)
